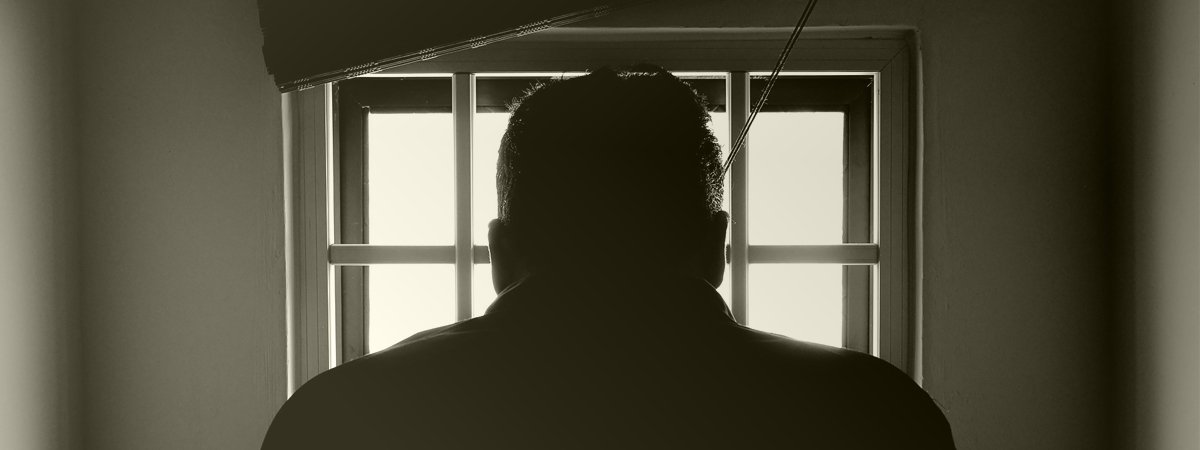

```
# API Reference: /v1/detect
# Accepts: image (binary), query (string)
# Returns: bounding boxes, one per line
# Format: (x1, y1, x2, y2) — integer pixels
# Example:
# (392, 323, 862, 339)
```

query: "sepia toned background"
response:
(0, 0, 1195, 448)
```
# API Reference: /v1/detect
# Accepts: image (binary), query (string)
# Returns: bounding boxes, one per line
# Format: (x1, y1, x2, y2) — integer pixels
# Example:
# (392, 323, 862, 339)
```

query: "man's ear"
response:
(488, 219, 530, 294)
(698, 211, 729, 289)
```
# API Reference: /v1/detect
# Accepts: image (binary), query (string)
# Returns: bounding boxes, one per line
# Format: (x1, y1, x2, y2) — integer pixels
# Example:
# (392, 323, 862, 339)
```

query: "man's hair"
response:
(497, 64, 724, 268)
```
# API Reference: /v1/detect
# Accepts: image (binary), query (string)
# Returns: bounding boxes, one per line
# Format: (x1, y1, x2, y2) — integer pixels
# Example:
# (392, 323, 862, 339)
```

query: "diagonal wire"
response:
(721, 0, 820, 175)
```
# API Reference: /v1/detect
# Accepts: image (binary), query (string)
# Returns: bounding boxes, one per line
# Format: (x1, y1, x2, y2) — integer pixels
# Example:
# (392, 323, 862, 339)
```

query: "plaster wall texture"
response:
(1113, 0, 1200, 448)
(77, 0, 286, 448)
(0, 0, 81, 448)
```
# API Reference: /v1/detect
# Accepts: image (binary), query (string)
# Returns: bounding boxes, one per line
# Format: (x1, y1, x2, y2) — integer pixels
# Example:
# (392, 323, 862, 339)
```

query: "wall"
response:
(76, 0, 287, 448)
(587, 1, 1114, 448)
(1113, 0, 1200, 448)
(0, 0, 81, 449)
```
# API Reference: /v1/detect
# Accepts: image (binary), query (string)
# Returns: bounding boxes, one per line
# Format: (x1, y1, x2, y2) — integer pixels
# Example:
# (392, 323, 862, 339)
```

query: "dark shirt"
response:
(262, 271, 955, 449)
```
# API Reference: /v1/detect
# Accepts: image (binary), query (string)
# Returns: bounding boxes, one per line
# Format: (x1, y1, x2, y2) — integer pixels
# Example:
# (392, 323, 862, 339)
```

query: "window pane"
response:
(473, 113, 507, 244)
(368, 113, 454, 245)
(748, 264, 842, 347)
(368, 265, 455, 352)
(710, 110, 729, 158)
(472, 263, 497, 318)
(748, 112, 844, 244)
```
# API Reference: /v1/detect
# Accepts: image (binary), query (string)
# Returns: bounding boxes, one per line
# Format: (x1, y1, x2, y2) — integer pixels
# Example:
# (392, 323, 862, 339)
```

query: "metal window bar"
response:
(329, 244, 880, 266)
(335, 83, 369, 363)
(728, 71, 751, 325)
(308, 33, 917, 384)
(453, 73, 475, 321)
(332, 70, 889, 363)
(843, 80, 874, 353)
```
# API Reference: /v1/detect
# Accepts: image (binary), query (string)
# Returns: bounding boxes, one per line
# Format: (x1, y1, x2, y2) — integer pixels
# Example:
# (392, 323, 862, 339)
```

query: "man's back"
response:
(262, 272, 955, 449)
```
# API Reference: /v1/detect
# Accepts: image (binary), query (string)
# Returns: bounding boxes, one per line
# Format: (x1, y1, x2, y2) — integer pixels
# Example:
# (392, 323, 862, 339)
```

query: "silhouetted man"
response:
(262, 66, 956, 449)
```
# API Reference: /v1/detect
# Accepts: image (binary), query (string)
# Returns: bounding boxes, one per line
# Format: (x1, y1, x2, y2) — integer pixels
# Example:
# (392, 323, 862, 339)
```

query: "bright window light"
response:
(749, 112, 845, 245)
(367, 265, 455, 352)
(749, 264, 843, 347)
(473, 113, 507, 244)
(359, 75, 860, 352)
(368, 113, 455, 245)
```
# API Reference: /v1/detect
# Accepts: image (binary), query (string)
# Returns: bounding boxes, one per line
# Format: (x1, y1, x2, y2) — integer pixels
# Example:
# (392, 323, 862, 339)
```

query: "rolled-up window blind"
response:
(257, 0, 655, 92)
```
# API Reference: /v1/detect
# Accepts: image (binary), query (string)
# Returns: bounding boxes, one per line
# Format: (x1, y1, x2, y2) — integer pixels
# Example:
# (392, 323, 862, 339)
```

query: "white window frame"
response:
(283, 28, 918, 394)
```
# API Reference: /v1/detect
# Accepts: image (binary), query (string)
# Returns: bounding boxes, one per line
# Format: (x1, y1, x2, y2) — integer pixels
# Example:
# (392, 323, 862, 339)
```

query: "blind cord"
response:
(721, 0, 820, 176)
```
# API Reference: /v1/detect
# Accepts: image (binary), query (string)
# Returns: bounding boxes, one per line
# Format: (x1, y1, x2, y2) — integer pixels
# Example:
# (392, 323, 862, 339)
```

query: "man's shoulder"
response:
(731, 328, 954, 446)
(263, 319, 955, 449)
(726, 325, 898, 377)
(315, 316, 496, 384)
(260, 318, 493, 449)
(364, 315, 505, 367)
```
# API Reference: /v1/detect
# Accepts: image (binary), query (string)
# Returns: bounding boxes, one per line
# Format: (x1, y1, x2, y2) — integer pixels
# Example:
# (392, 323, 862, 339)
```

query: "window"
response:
(283, 28, 916, 392)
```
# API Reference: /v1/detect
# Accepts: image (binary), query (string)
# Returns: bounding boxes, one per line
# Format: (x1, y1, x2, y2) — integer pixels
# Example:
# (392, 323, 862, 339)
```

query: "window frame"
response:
(334, 73, 876, 354)
(283, 28, 918, 394)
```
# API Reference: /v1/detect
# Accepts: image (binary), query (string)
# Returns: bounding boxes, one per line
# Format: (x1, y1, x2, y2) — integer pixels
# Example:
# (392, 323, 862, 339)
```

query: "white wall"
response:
(76, 0, 287, 448)
(589, 1, 1113, 448)
(0, 0, 81, 449)
(1114, 0, 1200, 448)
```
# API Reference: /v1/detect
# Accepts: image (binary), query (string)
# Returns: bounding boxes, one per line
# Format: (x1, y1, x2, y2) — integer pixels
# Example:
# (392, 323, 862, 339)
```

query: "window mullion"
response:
(453, 73, 475, 322)
(729, 72, 750, 326)
(844, 87, 874, 353)
(336, 87, 369, 364)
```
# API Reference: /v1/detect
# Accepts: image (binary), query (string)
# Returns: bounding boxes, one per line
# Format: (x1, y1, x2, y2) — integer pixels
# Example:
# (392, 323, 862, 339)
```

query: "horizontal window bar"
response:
(331, 244, 878, 266)
(329, 245, 455, 265)
(748, 244, 878, 265)
(474, 246, 490, 264)
(329, 245, 490, 265)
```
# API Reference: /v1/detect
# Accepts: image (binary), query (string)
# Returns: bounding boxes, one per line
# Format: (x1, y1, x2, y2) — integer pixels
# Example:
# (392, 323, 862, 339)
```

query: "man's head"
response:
(488, 65, 728, 291)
